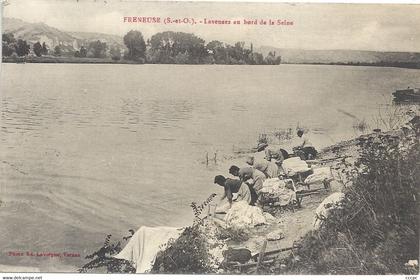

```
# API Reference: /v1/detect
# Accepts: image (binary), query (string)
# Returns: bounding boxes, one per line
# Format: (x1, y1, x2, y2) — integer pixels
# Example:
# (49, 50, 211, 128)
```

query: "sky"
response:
(2, 0, 420, 52)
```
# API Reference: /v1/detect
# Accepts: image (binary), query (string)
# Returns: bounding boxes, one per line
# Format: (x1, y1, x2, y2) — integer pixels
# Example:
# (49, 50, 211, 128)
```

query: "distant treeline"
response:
(2, 30, 281, 65)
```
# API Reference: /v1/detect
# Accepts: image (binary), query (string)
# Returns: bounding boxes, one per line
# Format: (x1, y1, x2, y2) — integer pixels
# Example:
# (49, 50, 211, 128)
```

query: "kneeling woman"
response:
(214, 175, 252, 209)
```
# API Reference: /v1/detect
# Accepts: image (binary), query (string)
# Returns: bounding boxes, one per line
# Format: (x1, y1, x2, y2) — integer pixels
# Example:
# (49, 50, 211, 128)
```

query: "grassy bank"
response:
(273, 122, 420, 275)
(149, 119, 419, 275)
(2, 56, 140, 64)
(283, 62, 420, 70)
(3, 56, 420, 69)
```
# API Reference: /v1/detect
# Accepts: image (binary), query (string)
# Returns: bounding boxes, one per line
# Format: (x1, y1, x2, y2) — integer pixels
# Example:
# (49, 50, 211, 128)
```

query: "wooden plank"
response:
(229, 259, 274, 269)
(226, 259, 274, 268)
(256, 240, 268, 273)
(252, 246, 296, 261)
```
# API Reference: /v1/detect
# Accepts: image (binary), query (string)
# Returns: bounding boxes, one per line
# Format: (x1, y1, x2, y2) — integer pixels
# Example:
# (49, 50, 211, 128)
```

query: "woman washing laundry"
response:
(245, 155, 278, 178)
(256, 142, 289, 164)
(294, 129, 318, 160)
(256, 142, 288, 175)
(228, 165, 265, 206)
(214, 175, 252, 209)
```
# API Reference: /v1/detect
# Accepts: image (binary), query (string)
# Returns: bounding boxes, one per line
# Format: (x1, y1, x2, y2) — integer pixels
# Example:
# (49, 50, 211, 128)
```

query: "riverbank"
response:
(76, 115, 418, 274)
(251, 120, 419, 275)
(216, 140, 355, 274)
(3, 56, 420, 69)
(284, 62, 420, 70)
(148, 116, 419, 275)
(2, 56, 140, 64)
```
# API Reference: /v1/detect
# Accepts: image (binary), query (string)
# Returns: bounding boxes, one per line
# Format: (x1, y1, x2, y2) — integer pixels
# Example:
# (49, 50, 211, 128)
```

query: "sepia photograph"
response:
(0, 0, 419, 276)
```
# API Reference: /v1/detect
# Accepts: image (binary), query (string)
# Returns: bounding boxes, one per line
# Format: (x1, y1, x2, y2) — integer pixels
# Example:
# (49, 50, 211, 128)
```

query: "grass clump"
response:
(216, 226, 250, 242)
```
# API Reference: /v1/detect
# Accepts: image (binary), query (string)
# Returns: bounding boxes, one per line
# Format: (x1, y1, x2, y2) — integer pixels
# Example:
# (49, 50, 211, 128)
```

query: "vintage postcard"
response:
(0, 0, 419, 277)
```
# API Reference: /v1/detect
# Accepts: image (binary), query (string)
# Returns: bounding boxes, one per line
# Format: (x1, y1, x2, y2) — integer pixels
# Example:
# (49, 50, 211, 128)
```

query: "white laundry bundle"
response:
(224, 201, 274, 229)
(282, 157, 311, 176)
(261, 178, 286, 193)
(304, 166, 333, 185)
(261, 178, 296, 206)
(313, 192, 345, 229)
(266, 230, 285, 241)
(114, 226, 183, 273)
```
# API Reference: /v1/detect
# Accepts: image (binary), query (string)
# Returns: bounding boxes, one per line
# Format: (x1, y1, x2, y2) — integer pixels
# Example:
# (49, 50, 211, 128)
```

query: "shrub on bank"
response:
(79, 194, 219, 274)
(79, 233, 135, 273)
(151, 193, 224, 274)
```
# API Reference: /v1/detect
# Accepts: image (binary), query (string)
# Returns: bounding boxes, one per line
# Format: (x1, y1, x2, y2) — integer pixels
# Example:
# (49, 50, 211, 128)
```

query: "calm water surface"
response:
(1, 63, 419, 270)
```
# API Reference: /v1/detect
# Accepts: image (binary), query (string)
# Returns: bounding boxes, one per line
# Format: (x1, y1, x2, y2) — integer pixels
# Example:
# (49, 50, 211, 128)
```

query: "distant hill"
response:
(2, 17, 124, 52)
(256, 46, 420, 65)
(69, 31, 124, 48)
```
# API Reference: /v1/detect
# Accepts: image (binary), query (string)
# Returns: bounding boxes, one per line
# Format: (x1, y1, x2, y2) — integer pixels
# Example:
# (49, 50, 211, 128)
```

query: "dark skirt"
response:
(296, 146, 318, 160)
(302, 146, 318, 160)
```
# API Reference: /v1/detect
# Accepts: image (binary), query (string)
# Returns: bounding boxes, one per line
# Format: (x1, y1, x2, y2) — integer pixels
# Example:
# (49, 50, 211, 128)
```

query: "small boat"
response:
(392, 87, 420, 102)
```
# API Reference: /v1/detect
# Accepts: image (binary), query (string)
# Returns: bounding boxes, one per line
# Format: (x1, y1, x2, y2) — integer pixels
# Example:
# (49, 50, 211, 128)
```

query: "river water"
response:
(1, 63, 419, 271)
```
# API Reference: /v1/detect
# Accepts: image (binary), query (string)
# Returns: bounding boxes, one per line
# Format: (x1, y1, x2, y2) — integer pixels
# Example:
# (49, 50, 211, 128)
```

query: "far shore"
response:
(2, 56, 420, 69)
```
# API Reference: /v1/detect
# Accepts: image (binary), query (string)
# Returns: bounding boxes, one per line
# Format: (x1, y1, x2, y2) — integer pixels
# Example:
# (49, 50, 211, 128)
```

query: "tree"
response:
(15, 39, 30, 56)
(110, 45, 121, 61)
(123, 30, 146, 61)
(2, 33, 16, 44)
(79, 46, 87, 58)
(223, 42, 251, 64)
(206, 40, 224, 52)
(2, 42, 14, 56)
(33, 42, 42, 57)
(249, 52, 264, 65)
(88, 40, 107, 58)
(149, 31, 206, 64)
(206, 40, 226, 64)
(264, 51, 281, 65)
(54, 45, 62, 56)
(2, 33, 16, 57)
(41, 42, 48, 55)
(174, 51, 189, 64)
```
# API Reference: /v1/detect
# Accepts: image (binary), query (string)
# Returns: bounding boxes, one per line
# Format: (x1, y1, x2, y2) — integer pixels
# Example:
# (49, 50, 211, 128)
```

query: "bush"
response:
(216, 226, 249, 242)
(151, 194, 222, 274)
(258, 133, 269, 145)
(151, 225, 217, 273)
(79, 194, 221, 274)
(79, 233, 135, 273)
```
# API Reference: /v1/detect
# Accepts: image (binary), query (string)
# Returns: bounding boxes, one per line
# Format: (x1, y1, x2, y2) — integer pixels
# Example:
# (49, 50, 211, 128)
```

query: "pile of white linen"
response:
(304, 166, 333, 185)
(224, 201, 275, 229)
(282, 157, 311, 176)
(261, 178, 296, 206)
(114, 226, 183, 273)
(313, 192, 345, 229)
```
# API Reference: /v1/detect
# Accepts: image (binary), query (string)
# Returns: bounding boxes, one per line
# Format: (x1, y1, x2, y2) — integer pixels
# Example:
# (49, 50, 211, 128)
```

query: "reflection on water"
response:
(1, 64, 420, 270)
